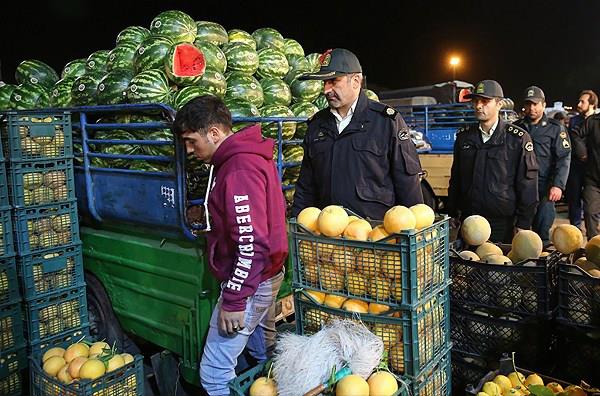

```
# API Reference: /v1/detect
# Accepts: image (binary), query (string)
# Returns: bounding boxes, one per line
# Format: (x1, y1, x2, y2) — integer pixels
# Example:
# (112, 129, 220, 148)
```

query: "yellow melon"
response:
(370, 276, 391, 300)
(388, 343, 405, 374)
(368, 302, 390, 314)
(317, 205, 349, 237)
(367, 371, 398, 396)
(552, 224, 584, 254)
(347, 272, 368, 295)
(298, 240, 317, 266)
(324, 294, 348, 309)
(342, 299, 369, 313)
(512, 230, 543, 261)
(355, 249, 381, 277)
(484, 254, 512, 265)
(304, 263, 319, 283)
(319, 265, 345, 291)
(347, 215, 361, 223)
(297, 207, 321, 233)
(383, 206, 416, 234)
(475, 242, 503, 259)
(461, 215, 491, 246)
(336, 374, 369, 396)
(410, 203, 435, 229)
(343, 219, 372, 241)
(585, 235, 600, 266)
(574, 257, 595, 271)
(459, 250, 480, 261)
(368, 225, 394, 243)
(380, 252, 402, 279)
(305, 290, 326, 304)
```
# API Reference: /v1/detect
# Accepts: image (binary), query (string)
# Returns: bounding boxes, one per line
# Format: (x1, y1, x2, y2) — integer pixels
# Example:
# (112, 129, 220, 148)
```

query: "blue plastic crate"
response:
(13, 200, 80, 255)
(0, 209, 14, 257)
(27, 326, 89, 358)
(1, 111, 73, 161)
(0, 256, 19, 307)
(0, 302, 25, 353)
(31, 342, 144, 396)
(24, 285, 88, 345)
(295, 287, 451, 377)
(0, 163, 8, 208)
(7, 158, 76, 208)
(398, 347, 451, 396)
(557, 255, 600, 330)
(18, 244, 84, 300)
(290, 216, 450, 308)
(0, 347, 26, 396)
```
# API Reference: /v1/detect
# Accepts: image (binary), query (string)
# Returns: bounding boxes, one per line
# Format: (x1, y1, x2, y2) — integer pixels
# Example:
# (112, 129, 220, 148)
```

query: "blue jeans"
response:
(533, 193, 555, 247)
(200, 270, 284, 396)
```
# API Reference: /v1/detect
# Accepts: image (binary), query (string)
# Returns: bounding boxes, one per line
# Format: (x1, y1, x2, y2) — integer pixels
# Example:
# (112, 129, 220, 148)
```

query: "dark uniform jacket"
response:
(514, 115, 571, 191)
(578, 114, 600, 186)
(291, 91, 424, 220)
(569, 114, 587, 163)
(447, 119, 539, 229)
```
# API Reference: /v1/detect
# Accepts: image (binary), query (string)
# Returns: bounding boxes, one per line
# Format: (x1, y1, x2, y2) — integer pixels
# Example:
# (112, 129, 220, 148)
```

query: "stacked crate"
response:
(291, 215, 452, 396)
(449, 240, 561, 392)
(0, 125, 27, 395)
(1, 111, 89, 350)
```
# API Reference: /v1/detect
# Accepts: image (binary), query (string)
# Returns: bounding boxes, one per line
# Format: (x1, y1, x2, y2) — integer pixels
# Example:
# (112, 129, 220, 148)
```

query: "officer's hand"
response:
(548, 187, 562, 202)
(449, 217, 461, 229)
(218, 307, 245, 336)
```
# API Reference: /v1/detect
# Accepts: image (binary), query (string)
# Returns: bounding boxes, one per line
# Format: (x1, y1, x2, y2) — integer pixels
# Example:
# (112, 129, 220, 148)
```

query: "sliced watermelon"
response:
(223, 42, 259, 75)
(116, 26, 151, 46)
(134, 35, 175, 73)
(284, 38, 305, 57)
(107, 42, 139, 72)
(225, 72, 263, 108)
(97, 69, 135, 105)
(194, 40, 227, 74)
(256, 48, 289, 79)
(61, 59, 87, 80)
(252, 28, 284, 51)
(164, 43, 206, 86)
(196, 21, 228, 46)
(261, 105, 296, 140)
(150, 10, 197, 44)
(15, 60, 59, 90)
(227, 29, 256, 49)
(260, 77, 291, 107)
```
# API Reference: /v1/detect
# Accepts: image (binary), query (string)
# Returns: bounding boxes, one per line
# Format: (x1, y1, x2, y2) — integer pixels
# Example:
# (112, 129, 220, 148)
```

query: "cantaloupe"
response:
(383, 206, 416, 234)
(336, 374, 369, 396)
(475, 242, 503, 259)
(512, 230, 542, 262)
(585, 235, 600, 266)
(409, 204, 435, 229)
(459, 250, 480, 261)
(368, 225, 393, 243)
(551, 224, 584, 254)
(317, 205, 349, 237)
(461, 215, 491, 246)
(343, 219, 372, 241)
(484, 254, 512, 265)
(297, 207, 321, 233)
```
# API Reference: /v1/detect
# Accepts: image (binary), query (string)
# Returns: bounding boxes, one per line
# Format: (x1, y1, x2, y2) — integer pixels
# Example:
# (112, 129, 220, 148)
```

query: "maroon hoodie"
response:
(207, 124, 288, 312)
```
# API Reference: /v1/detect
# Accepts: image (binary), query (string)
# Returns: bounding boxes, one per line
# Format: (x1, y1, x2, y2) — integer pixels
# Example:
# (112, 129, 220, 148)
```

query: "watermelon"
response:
(290, 72, 322, 104)
(252, 28, 284, 51)
(364, 89, 379, 102)
(71, 73, 103, 106)
(173, 86, 213, 110)
(260, 77, 291, 107)
(284, 165, 301, 182)
(256, 48, 289, 79)
(107, 42, 139, 71)
(194, 41, 227, 74)
(223, 42, 259, 75)
(97, 69, 135, 105)
(134, 35, 174, 72)
(284, 187, 295, 205)
(283, 144, 304, 163)
(92, 129, 141, 168)
(260, 105, 296, 140)
(130, 161, 172, 172)
(164, 43, 206, 86)
(314, 94, 328, 110)
(15, 60, 59, 89)
(86, 50, 110, 73)
(61, 59, 87, 80)
(283, 38, 304, 57)
(224, 98, 260, 132)
(143, 129, 175, 157)
(0, 84, 17, 110)
(51, 78, 75, 107)
(116, 25, 151, 46)
(150, 10, 197, 44)
(290, 101, 319, 138)
(127, 70, 171, 105)
(227, 29, 256, 49)
(225, 72, 263, 108)
(305, 53, 322, 73)
(198, 69, 227, 98)
(196, 21, 228, 46)
(9, 84, 51, 110)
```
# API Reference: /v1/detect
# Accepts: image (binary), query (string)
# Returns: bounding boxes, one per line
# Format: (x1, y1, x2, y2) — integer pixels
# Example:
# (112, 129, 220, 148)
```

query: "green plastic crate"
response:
(290, 216, 450, 308)
(0, 302, 25, 353)
(295, 287, 450, 377)
(0, 256, 20, 306)
(0, 163, 8, 208)
(0, 347, 27, 396)
(0, 209, 14, 257)
(557, 254, 600, 330)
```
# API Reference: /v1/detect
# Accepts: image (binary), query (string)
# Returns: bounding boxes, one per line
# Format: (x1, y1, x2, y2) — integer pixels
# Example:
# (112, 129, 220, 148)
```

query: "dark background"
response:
(2, 0, 599, 107)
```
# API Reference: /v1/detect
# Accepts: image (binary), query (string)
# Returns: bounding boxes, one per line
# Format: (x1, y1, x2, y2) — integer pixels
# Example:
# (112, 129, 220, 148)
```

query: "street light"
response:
(449, 56, 460, 80)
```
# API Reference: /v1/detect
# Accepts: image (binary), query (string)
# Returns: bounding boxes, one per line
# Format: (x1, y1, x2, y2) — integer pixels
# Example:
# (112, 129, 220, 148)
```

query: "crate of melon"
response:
(290, 204, 450, 309)
(30, 331, 144, 396)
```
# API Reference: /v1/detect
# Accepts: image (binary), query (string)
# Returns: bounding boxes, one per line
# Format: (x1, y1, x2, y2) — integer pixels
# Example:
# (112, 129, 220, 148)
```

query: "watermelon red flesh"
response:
(172, 44, 205, 77)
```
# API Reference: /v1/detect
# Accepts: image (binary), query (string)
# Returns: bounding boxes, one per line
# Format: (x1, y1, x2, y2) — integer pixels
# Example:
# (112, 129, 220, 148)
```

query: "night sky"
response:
(2, 0, 599, 107)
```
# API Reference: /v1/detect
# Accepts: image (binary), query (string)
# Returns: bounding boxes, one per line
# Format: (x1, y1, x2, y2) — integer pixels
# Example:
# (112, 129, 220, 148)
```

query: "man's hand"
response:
(449, 217, 461, 229)
(218, 307, 245, 336)
(548, 186, 562, 202)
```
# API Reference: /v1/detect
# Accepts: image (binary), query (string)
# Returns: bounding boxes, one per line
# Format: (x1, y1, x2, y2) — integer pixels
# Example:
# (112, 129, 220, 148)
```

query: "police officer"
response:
(447, 80, 539, 243)
(514, 86, 571, 247)
(290, 48, 423, 219)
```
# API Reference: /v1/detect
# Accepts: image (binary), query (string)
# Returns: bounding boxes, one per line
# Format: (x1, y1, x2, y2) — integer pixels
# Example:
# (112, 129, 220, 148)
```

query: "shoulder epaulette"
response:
(369, 100, 397, 118)
(506, 124, 527, 138)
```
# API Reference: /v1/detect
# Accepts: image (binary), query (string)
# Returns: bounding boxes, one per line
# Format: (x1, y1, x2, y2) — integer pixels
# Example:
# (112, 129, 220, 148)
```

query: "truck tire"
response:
(421, 180, 437, 210)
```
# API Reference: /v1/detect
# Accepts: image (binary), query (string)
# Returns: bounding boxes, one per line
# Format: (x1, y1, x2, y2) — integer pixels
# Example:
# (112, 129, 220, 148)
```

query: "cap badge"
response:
(386, 107, 395, 116)
(527, 89, 534, 97)
(319, 49, 332, 66)
(476, 83, 485, 94)
(560, 131, 567, 138)
(525, 142, 534, 151)
(563, 139, 570, 149)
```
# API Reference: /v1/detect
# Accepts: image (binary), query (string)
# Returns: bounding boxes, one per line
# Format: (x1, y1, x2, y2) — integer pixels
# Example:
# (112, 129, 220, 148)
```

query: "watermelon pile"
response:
(0, 10, 380, 205)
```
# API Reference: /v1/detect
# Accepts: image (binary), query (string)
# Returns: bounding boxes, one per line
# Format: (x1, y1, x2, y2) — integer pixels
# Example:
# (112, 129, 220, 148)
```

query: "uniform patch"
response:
(461, 143, 472, 150)
(560, 131, 567, 138)
(525, 142, 534, 152)
(563, 139, 570, 149)
(398, 130, 410, 140)
(385, 107, 396, 117)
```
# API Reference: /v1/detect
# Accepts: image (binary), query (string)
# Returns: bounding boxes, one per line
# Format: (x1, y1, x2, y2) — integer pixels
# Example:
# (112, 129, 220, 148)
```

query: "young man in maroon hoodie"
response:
(173, 95, 288, 396)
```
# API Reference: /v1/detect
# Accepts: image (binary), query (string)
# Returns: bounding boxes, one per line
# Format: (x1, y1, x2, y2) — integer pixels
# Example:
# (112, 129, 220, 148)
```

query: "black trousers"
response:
(488, 216, 515, 244)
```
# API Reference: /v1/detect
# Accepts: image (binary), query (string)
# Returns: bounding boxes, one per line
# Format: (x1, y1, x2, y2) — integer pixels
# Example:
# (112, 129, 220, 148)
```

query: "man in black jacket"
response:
(514, 86, 571, 247)
(291, 48, 423, 219)
(447, 80, 539, 243)
(579, 114, 600, 237)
